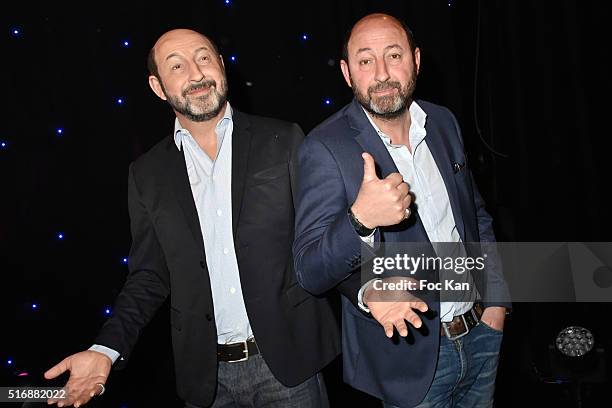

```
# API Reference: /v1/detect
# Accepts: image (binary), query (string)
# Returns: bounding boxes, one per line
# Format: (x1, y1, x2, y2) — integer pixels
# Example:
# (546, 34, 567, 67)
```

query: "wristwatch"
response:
(348, 207, 376, 237)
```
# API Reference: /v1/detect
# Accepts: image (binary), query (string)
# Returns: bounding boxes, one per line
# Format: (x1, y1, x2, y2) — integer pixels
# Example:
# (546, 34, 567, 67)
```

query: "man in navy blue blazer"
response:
(293, 13, 511, 408)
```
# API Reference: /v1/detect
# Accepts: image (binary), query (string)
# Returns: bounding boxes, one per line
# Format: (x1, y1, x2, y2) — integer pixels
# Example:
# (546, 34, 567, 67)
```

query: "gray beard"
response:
(161, 78, 228, 122)
(169, 92, 227, 122)
(351, 70, 417, 120)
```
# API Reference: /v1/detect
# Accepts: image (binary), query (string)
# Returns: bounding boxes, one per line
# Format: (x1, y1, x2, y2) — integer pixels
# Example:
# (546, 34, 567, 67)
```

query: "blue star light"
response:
(122, 40, 130, 48)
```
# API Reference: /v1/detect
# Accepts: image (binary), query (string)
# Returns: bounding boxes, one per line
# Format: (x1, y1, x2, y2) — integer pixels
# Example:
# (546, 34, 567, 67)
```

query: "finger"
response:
(57, 395, 72, 408)
(58, 385, 76, 407)
(74, 387, 92, 407)
(394, 319, 409, 337)
(89, 382, 104, 398)
(362, 153, 379, 182)
(45, 358, 69, 380)
(383, 321, 394, 338)
(384, 172, 403, 187)
(411, 300, 428, 313)
(403, 195, 412, 209)
(74, 391, 93, 408)
(48, 386, 67, 406)
(404, 310, 423, 328)
(397, 182, 409, 197)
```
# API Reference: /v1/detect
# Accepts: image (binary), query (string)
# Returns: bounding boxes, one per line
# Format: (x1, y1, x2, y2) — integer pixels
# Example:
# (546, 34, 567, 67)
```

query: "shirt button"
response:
(230, 287, 236, 294)
(223, 248, 229, 254)
(217, 209, 222, 216)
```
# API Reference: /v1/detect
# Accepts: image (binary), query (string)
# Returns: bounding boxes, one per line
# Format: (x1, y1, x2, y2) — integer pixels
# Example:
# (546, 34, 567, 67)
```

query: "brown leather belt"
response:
(440, 303, 484, 340)
(217, 338, 259, 362)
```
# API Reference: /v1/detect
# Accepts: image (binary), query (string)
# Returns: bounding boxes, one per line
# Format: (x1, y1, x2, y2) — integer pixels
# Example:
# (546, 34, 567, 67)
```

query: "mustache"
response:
(183, 79, 217, 97)
(368, 81, 401, 94)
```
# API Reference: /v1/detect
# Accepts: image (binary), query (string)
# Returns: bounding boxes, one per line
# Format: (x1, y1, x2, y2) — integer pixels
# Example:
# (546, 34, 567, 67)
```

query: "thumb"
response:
(362, 152, 379, 182)
(44, 357, 69, 380)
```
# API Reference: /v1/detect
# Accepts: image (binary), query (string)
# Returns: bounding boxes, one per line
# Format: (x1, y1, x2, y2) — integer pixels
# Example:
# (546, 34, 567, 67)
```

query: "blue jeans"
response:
(187, 354, 329, 408)
(384, 320, 503, 408)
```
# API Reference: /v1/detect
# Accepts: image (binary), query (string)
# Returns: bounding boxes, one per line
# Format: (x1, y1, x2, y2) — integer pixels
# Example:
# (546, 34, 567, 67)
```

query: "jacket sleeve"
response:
(447, 109, 512, 310)
(292, 136, 378, 309)
(94, 163, 171, 368)
(470, 171, 512, 309)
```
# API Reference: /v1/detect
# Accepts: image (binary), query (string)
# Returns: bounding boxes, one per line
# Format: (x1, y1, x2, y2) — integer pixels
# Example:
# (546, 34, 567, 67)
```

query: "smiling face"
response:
(148, 29, 228, 122)
(340, 14, 420, 119)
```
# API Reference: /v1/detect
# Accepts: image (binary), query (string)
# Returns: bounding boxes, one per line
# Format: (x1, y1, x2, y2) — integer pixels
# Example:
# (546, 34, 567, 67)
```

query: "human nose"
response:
(374, 59, 390, 83)
(187, 61, 205, 82)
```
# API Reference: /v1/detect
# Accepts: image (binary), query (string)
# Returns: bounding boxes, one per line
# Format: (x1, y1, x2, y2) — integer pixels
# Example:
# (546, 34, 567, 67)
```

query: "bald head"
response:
(147, 29, 220, 78)
(342, 13, 416, 63)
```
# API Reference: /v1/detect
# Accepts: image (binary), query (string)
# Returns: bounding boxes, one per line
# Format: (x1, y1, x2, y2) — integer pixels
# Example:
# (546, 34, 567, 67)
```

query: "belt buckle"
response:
(443, 314, 471, 341)
(228, 340, 249, 363)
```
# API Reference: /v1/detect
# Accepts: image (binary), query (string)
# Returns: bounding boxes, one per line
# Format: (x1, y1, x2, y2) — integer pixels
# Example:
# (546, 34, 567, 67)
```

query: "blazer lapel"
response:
(231, 111, 253, 241)
(348, 100, 399, 178)
(422, 112, 467, 241)
(166, 136, 205, 250)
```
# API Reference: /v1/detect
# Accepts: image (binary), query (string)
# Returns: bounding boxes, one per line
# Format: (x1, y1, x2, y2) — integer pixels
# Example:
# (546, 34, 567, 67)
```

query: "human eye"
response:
(387, 52, 403, 64)
(359, 58, 372, 66)
(171, 63, 182, 71)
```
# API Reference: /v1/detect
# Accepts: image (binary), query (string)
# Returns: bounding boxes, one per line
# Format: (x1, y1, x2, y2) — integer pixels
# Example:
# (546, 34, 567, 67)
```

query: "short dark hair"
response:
(147, 46, 159, 78)
(341, 15, 417, 62)
(146, 30, 221, 78)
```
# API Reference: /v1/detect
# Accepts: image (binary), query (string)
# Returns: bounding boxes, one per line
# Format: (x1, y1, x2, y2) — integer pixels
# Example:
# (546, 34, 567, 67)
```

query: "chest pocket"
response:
(246, 162, 288, 187)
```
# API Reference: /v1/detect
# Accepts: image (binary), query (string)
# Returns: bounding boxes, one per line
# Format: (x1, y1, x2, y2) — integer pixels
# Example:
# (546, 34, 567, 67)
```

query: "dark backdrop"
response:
(1, 1, 611, 407)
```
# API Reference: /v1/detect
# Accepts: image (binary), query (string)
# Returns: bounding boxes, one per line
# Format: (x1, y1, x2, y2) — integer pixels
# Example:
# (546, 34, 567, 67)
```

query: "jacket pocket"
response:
(246, 162, 288, 187)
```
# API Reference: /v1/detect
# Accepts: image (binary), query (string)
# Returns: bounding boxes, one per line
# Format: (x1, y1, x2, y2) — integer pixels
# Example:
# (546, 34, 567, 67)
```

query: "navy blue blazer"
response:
(293, 99, 511, 407)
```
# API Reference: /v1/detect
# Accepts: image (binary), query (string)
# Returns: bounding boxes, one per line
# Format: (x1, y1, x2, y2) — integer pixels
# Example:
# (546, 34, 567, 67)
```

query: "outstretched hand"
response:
(364, 277, 429, 338)
(44, 350, 112, 407)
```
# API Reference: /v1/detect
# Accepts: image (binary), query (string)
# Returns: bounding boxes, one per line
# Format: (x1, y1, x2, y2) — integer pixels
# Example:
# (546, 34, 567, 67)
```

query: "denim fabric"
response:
(186, 354, 329, 408)
(384, 320, 503, 408)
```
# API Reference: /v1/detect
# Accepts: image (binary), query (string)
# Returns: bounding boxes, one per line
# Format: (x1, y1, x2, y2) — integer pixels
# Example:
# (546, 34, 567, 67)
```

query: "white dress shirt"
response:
(91, 102, 253, 364)
(358, 101, 476, 322)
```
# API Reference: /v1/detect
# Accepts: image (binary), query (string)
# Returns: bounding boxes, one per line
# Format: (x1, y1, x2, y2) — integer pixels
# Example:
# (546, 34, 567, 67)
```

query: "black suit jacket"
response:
(95, 109, 341, 407)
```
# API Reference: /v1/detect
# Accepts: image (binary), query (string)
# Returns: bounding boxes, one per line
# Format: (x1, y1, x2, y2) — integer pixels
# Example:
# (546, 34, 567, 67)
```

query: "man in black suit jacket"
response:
(44, 29, 339, 408)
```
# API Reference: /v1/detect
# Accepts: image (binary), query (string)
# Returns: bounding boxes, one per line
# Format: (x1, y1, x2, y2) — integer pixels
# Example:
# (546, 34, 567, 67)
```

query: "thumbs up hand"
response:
(350, 152, 412, 229)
